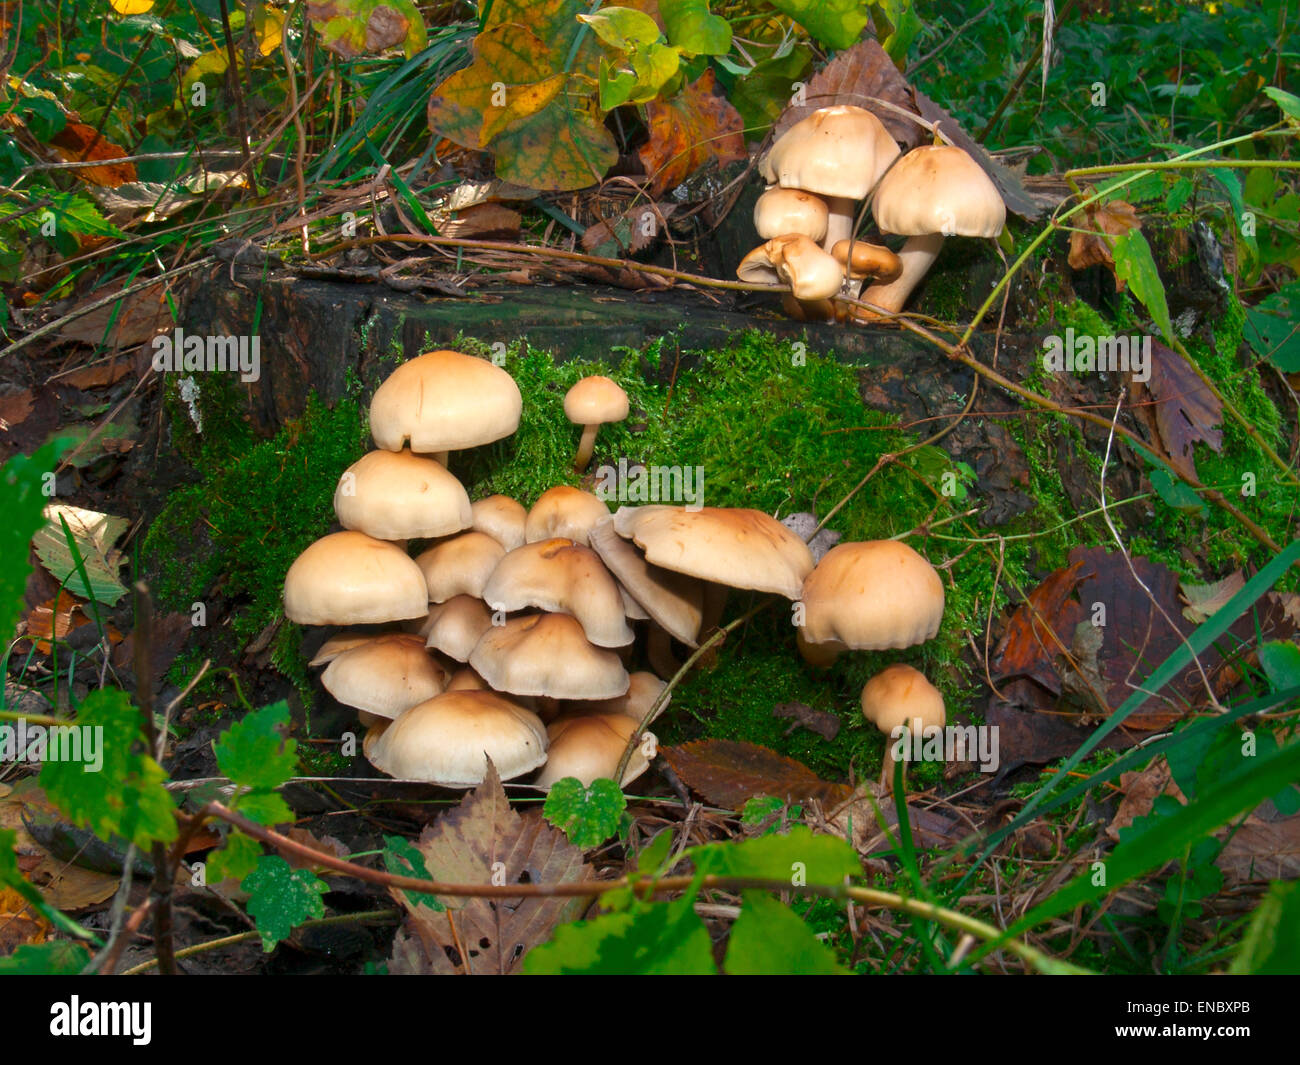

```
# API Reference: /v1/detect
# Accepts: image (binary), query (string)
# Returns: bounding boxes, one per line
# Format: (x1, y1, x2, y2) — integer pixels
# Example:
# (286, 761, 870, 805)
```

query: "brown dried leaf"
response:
(1215, 814, 1300, 884)
(48, 122, 136, 187)
(1106, 759, 1186, 843)
(990, 559, 1087, 693)
(58, 357, 135, 390)
(661, 739, 853, 809)
(637, 69, 745, 198)
(24, 591, 88, 655)
(1180, 571, 1246, 624)
(0, 389, 34, 432)
(1130, 339, 1223, 483)
(56, 282, 170, 348)
(1068, 198, 1141, 285)
(771, 701, 840, 741)
(439, 202, 522, 240)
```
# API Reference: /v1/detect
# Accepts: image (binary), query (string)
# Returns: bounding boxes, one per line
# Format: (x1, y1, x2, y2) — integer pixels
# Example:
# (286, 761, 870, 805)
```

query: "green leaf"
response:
(1111, 228, 1174, 346)
(728, 46, 813, 138)
(215, 701, 298, 792)
(1148, 464, 1205, 514)
(766, 0, 871, 51)
(543, 777, 627, 849)
(1263, 86, 1300, 126)
(241, 855, 327, 951)
(383, 834, 445, 912)
(873, 0, 922, 63)
(724, 891, 848, 974)
(740, 795, 785, 825)
(659, 0, 731, 56)
(0, 940, 91, 974)
(305, 0, 428, 59)
(1232, 879, 1300, 974)
(0, 441, 66, 642)
(524, 897, 715, 973)
(30, 505, 129, 606)
(578, 7, 662, 49)
(1244, 281, 1300, 373)
(687, 825, 860, 887)
(39, 688, 177, 851)
(1259, 640, 1300, 692)
(205, 829, 262, 884)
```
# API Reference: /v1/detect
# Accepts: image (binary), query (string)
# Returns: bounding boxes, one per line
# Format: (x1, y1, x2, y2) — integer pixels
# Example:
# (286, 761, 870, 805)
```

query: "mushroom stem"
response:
(822, 195, 858, 253)
(646, 624, 683, 680)
(573, 423, 600, 472)
(858, 232, 946, 316)
(433, 450, 450, 468)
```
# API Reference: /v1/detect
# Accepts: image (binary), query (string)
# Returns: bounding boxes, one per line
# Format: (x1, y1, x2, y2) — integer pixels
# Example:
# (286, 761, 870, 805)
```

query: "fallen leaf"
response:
(0, 886, 50, 953)
(0, 784, 121, 910)
(1068, 198, 1142, 285)
(661, 739, 852, 808)
(637, 69, 745, 197)
(1216, 814, 1300, 884)
(439, 202, 522, 240)
(1181, 571, 1246, 623)
(31, 505, 129, 607)
(990, 559, 1087, 693)
(58, 357, 135, 390)
(0, 389, 34, 432)
(48, 123, 136, 187)
(24, 591, 89, 654)
(581, 202, 676, 257)
(770, 701, 840, 741)
(1130, 339, 1223, 483)
(305, 0, 427, 59)
(56, 282, 170, 348)
(1106, 759, 1186, 842)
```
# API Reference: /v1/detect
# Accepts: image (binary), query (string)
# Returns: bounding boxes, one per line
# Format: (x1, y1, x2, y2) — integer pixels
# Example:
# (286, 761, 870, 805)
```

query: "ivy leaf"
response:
(543, 777, 626, 849)
(724, 891, 848, 974)
(1111, 228, 1174, 346)
(241, 856, 327, 952)
(0, 441, 66, 643)
(205, 830, 263, 885)
(687, 825, 860, 887)
(637, 69, 746, 197)
(383, 835, 445, 912)
(524, 897, 715, 974)
(659, 0, 731, 56)
(305, 0, 428, 59)
(40, 688, 177, 851)
(766, 0, 871, 51)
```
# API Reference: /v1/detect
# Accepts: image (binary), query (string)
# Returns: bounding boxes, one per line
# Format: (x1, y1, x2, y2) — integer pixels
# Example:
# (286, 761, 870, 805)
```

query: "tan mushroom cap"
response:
(284, 531, 429, 625)
(860, 664, 946, 735)
(369, 348, 522, 454)
(524, 485, 610, 546)
(482, 538, 633, 648)
(619, 584, 650, 621)
(565, 671, 669, 722)
(362, 719, 390, 762)
(799, 540, 944, 651)
(320, 633, 449, 720)
(589, 519, 702, 647)
(612, 506, 814, 600)
(533, 713, 650, 789)
(471, 494, 527, 551)
(469, 613, 630, 700)
(446, 666, 490, 691)
(563, 376, 629, 427)
(366, 689, 547, 786)
(831, 239, 902, 283)
(309, 631, 379, 667)
(421, 595, 494, 662)
(737, 234, 844, 302)
(753, 187, 829, 242)
(414, 531, 506, 603)
(872, 145, 1006, 239)
(333, 449, 472, 541)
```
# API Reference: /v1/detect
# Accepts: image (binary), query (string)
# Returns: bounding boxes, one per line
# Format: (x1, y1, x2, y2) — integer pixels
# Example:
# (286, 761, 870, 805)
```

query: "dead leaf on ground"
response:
(282, 827, 351, 872)
(661, 739, 853, 809)
(439, 202, 522, 240)
(0, 389, 34, 432)
(582, 203, 676, 259)
(990, 559, 1087, 694)
(1106, 759, 1186, 842)
(0, 886, 50, 953)
(0, 783, 121, 910)
(1129, 339, 1223, 483)
(1068, 198, 1142, 285)
(56, 282, 170, 348)
(57, 357, 136, 390)
(386, 762, 594, 975)
(1215, 814, 1300, 884)
(48, 123, 136, 187)
(23, 591, 90, 655)
(771, 701, 840, 741)
(1181, 571, 1246, 623)
(637, 69, 745, 198)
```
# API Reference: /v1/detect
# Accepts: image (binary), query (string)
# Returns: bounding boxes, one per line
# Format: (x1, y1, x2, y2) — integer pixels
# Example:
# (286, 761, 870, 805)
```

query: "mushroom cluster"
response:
(738, 105, 1007, 320)
(282, 348, 948, 794)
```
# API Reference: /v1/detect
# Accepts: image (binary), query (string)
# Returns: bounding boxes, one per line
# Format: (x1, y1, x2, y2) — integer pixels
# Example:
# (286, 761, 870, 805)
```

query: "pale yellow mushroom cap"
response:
(471, 494, 528, 551)
(760, 105, 900, 201)
(737, 234, 844, 302)
(872, 145, 1006, 239)
(524, 485, 611, 546)
(414, 531, 506, 603)
(284, 531, 428, 625)
(860, 664, 946, 735)
(563, 376, 629, 427)
(589, 519, 702, 647)
(533, 713, 650, 789)
(753, 187, 829, 242)
(469, 613, 629, 700)
(333, 449, 471, 540)
(421, 595, 494, 662)
(320, 633, 448, 720)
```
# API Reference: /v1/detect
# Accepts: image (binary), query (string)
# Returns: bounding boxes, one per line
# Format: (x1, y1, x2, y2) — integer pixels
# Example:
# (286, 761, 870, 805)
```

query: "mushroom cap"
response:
(799, 540, 944, 651)
(533, 713, 650, 789)
(333, 449, 472, 541)
(366, 689, 547, 786)
(446, 666, 490, 692)
(737, 235, 844, 301)
(284, 531, 429, 625)
(482, 537, 633, 648)
(524, 485, 610, 546)
(369, 348, 522, 453)
(589, 519, 702, 646)
(421, 595, 495, 662)
(872, 145, 1006, 239)
(753, 187, 829, 242)
(760, 105, 900, 200)
(471, 494, 527, 551)
(563, 375, 629, 427)
(320, 633, 449, 719)
(309, 631, 379, 667)
(414, 531, 506, 603)
(619, 584, 650, 620)
(860, 664, 946, 734)
(831, 239, 903, 282)
(469, 612, 630, 700)
(612, 505, 814, 600)
(565, 670, 669, 722)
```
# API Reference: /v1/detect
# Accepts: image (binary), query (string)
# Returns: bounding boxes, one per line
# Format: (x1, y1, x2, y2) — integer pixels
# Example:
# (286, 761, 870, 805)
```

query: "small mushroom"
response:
(860, 664, 946, 792)
(524, 485, 611, 546)
(333, 448, 471, 541)
(284, 531, 428, 625)
(469, 613, 629, 702)
(421, 595, 494, 662)
(753, 187, 829, 243)
(471, 494, 527, 550)
(564, 376, 628, 472)
(414, 531, 505, 604)
(319, 632, 449, 720)
(737, 234, 845, 302)
(533, 713, 651, 789)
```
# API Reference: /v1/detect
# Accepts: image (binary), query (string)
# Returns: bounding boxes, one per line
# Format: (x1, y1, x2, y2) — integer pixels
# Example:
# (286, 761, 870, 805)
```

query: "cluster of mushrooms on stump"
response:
(282, 348, 951, 793)
(739, 105, 1007, 322)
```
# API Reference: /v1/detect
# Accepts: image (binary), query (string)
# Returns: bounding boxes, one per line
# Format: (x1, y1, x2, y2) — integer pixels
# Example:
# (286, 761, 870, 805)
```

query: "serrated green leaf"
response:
(687, 825, 860, 887)
(383, 834, 445, 912)
(31, 505, 128, 606)
(205, 829, 262, 884)
(241, 855, 327, 951)
(724, 891, 848, 974)
(1232, 879, 1300, 974)
(659, 0, 731, 56)
(214, 701, 298, 793)
(0, 441, 67, 642)
(1111, 228, 1174, 346)
(741, 795, 785, 825)
(233, 789, 294, 826)
(543, 777, 627, 849)
(766, 0, 871, 51)
(524, 896, 715, 973)
(39, 688, 177, 851)
(0, 940, 91, 974)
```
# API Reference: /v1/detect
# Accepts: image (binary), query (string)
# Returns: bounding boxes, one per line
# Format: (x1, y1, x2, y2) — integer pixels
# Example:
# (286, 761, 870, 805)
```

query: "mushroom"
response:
(471, 494, 527, 550)
(421, 595, 494, 662)
(446, 666, 490, 691)
(524, 485, 611, 546)
(563, 376, 628, 472)
(831, 239, 902, 285)
(469, 613, 629, 702)
(589, 519, 702, 647)
(565, 670, 669, 723)
(369, 348, 522, 467)
(737, 234, 845, 302)
(760, 105, 900, 252)
(797, 540, 944, 667)
(612, 505, 814, 601)
(365, 689, 547, 786)
(482, 537, 634, 649)
(283, 531, 428, 625)
(860, 664, 946, 792)
(753, 186, 829, 243)
(414, 531, 506, 604)
(319, 633, 448, 720)
(333, 449, 471, 541)
(533, 713, 651, 789)
(859, 145, 1006, 317)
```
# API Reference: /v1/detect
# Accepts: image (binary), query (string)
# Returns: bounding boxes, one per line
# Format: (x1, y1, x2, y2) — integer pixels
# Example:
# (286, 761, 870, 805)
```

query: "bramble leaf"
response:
(543, 777, 626, 849)
(242, 855, 327, 951)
